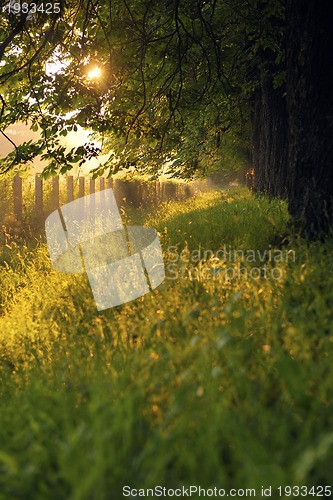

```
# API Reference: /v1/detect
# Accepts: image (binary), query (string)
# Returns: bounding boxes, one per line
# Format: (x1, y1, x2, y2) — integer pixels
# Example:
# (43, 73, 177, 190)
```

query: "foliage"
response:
(0, 0, 251, 178)
(1, 189, 333, 496)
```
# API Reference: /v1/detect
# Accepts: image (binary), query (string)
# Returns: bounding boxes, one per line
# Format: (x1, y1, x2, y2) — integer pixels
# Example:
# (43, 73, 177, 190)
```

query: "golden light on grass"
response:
(262, 344, 271, 352)
(87, 66, 102, 80)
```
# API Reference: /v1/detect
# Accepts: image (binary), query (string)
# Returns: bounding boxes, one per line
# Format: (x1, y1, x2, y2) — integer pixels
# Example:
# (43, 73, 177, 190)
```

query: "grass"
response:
(1, 186, 333, 498)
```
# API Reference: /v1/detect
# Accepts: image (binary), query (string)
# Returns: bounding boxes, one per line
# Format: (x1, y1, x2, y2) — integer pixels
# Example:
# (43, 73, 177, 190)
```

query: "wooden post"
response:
(13, 174, 22, 222)
(67, 176, 74, 202)
(107, 178, 113, 189)
(52, 176, 59, 209)
(157, 181, 162, 201)
(90, 178, 95, 195)
(100, 177, 105, 191)
(79, 177, 85, 198)
(35, 175, 43, 217)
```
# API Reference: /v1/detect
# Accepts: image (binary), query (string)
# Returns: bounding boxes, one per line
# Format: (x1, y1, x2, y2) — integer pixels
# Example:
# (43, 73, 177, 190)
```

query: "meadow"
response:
(0, 184, 333, 499)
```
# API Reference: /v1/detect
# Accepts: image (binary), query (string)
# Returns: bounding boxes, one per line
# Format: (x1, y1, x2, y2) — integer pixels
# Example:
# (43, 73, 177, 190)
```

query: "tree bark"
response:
(251, 62, 288, 198)
(286, 0, 333, 237)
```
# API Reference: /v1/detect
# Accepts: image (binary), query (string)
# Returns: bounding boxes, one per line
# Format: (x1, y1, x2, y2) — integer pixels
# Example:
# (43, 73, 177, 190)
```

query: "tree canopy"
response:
(0, 0, 252, 178)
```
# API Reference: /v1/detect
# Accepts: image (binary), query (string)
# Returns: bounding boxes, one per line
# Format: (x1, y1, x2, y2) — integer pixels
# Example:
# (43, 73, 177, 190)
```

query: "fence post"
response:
(79, 177, 85, 198)
(107, 178, 113, 190)
(90, 178, 95, 195)
(52, 176, 59, 209)
(100, 177, 105, 191)
(67, 176, 74, 202)
(35, 175, 43, 217)
(13, 174, 22, 222)
(156, 181, 161, 202)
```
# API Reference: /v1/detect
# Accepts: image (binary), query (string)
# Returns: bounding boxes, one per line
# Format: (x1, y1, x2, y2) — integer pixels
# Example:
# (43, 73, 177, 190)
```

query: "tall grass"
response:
(0, 187, 333, 498)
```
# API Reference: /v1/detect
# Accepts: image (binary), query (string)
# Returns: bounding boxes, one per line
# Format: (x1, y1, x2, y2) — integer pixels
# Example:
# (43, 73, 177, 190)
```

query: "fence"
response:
(11, 174, 115, 223)
(3, 174, 199, 226)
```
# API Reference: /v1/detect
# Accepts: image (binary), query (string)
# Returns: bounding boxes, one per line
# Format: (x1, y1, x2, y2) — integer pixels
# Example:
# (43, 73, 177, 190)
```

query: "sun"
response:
(87, 67, 102, 80)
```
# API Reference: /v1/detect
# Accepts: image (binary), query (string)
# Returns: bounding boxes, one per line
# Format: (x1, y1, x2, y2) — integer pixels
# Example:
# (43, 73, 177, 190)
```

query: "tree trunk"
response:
(286, 0, 333, 237)
(251, 63, 288, 198)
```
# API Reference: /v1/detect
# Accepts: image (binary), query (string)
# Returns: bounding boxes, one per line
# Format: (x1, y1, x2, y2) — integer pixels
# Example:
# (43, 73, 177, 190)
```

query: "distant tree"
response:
(245, 0, 288, 199)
